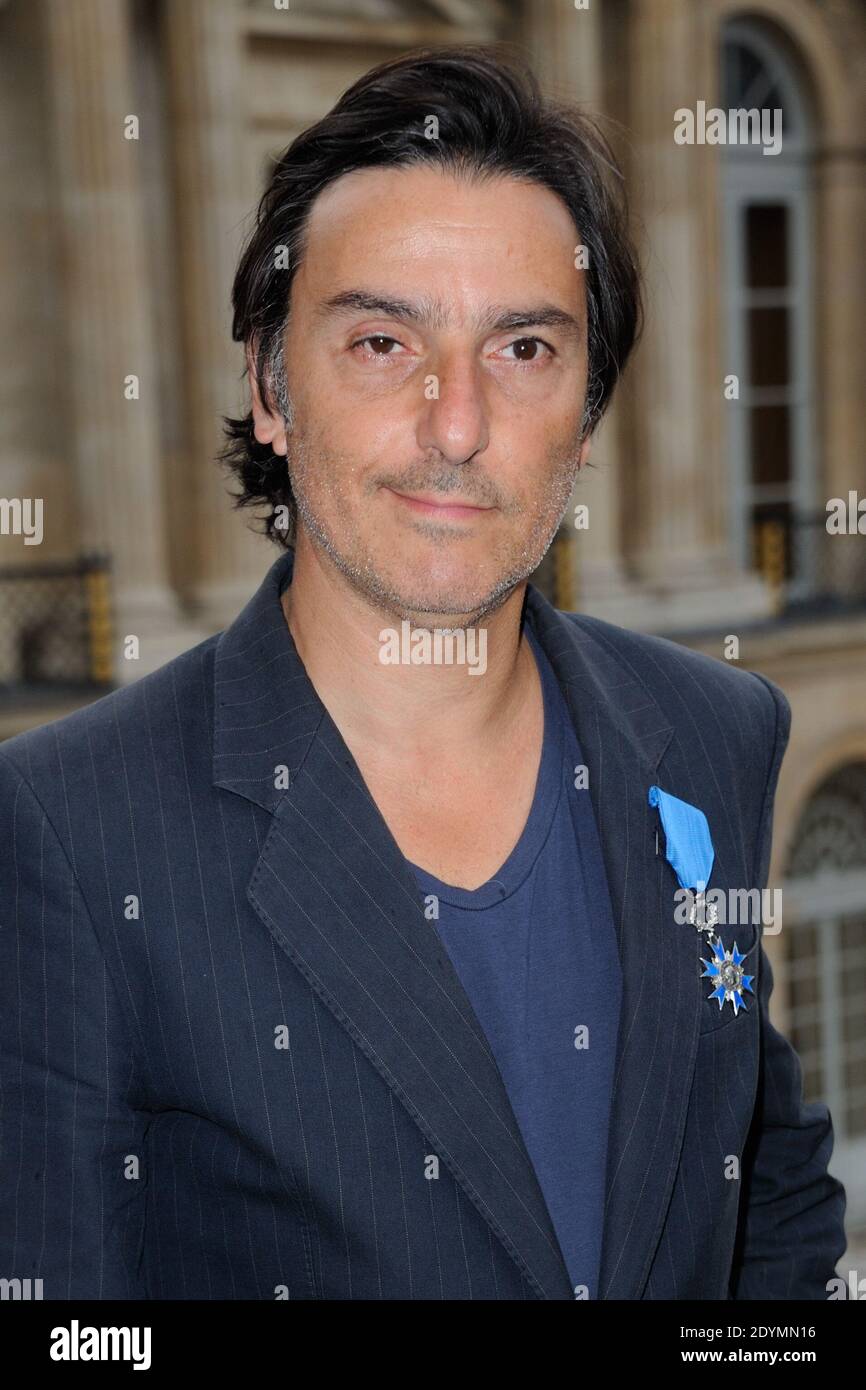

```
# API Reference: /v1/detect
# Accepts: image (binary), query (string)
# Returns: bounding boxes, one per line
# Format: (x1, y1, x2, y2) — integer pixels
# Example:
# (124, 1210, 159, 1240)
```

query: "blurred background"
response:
(1, 0, 864, 1280)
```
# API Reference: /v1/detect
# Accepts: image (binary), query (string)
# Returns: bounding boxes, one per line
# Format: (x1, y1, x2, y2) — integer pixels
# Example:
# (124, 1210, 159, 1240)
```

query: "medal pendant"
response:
(700, 937, 755, 1015)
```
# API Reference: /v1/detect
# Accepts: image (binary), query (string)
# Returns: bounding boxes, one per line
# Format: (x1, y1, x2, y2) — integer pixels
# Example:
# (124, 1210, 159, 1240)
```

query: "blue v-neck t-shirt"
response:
(408, 620, 622, 1298)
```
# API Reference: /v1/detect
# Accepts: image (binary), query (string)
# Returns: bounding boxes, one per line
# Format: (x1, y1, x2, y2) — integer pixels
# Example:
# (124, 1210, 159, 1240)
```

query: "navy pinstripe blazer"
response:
(0, 548, 847, 1300)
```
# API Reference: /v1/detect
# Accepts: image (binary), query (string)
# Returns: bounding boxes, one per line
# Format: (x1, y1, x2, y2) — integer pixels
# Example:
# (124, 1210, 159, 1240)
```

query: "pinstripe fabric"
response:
(0, 548, 846, 1299)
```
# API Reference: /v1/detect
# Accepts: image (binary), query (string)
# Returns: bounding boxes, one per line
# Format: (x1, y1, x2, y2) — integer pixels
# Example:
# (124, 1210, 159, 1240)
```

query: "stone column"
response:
(818, 156, 865, 504)
(162, 0, 271, 629)
(627, 0, 720, 576)
(813, 146, 866, 606)
(624, 0, 769, 628)
(42, 0, 186, 674)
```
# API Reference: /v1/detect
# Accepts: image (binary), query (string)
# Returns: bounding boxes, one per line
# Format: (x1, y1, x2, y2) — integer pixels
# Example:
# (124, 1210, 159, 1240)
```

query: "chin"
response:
(386, 574, 517, 626)
(377, 557, 488, 612)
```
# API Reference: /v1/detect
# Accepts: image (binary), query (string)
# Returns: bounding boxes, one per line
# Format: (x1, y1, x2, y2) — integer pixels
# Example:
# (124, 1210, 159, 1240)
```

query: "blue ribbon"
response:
(648, 785, 715, 893)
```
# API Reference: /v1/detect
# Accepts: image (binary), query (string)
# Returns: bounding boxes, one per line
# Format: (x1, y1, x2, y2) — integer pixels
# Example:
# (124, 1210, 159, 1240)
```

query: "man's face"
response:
(254, 164, 591, 627)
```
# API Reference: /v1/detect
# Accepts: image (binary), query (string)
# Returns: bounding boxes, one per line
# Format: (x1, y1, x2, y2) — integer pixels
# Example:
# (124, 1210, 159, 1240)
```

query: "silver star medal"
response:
(689, 892, 755, 1016)
(648, 786, 754, 1018)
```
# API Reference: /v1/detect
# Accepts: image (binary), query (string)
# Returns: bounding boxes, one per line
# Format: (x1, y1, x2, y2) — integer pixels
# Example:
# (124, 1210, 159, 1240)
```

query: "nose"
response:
(415, 344, 490, 466)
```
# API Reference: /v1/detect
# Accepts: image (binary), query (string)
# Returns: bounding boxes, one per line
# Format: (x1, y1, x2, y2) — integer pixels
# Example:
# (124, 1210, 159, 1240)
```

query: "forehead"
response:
(296, 164, 584, 312)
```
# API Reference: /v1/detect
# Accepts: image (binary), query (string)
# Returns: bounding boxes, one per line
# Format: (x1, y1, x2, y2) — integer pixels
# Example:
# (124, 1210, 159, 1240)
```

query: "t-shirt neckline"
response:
(408, 619, 567, 910)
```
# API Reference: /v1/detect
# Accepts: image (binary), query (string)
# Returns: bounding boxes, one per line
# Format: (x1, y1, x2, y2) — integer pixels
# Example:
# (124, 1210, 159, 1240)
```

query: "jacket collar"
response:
(212, 547, 672, 813)
(214, 549, 699, 1300)
(213, 548, 324, 813)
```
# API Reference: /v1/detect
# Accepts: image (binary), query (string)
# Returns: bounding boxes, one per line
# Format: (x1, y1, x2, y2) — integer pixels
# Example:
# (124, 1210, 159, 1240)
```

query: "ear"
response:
(577, 432, 592, 471)
(247, 342, 288, 457)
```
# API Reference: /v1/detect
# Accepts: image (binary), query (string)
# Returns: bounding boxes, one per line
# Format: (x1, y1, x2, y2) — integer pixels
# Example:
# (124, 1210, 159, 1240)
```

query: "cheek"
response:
(288, 427, 374, 515)
(505, 422, 578, 505)
(504, 392, 583, 456)
(321, 390, 402, 457)
(518, 458, 581, 536)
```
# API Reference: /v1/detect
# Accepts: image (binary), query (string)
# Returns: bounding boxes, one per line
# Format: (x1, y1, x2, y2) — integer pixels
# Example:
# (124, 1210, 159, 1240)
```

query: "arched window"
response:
(720, 20, 818, 599)
(785, 763, 866, 1239)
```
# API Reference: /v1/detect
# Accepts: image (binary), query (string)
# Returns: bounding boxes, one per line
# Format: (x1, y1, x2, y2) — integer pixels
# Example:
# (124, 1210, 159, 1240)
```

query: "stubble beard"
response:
(278, 381, 584, 630)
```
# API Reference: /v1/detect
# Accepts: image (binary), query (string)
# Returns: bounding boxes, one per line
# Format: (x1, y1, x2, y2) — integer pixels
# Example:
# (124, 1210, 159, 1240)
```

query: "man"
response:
(0, 46, 846, 1301)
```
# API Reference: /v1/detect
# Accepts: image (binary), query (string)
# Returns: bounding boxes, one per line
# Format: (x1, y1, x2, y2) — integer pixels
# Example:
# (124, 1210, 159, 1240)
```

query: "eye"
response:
(350, 334, 406, 358)
(499, 336, 553, 363)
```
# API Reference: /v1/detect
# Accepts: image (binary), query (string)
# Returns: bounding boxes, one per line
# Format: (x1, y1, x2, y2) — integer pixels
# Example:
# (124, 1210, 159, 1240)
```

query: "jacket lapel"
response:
(215, 550, 573, 1300)
(214, 550, 701, 1301)
(525, 586, 702, 1299)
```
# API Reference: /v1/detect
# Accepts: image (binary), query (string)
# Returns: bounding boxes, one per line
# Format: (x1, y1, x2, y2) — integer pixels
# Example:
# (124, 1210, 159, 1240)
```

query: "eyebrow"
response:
(315, 290, 583, 342)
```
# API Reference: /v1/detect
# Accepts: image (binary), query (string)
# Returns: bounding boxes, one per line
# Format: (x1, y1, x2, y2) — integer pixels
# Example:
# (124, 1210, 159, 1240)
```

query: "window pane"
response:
(842, 912, 866, 1134)
(790, 964, 819, 1010)
(746, 204, 788, 288)
(750, 406, 790, 485)
(790, 922, 818, 961)
(723, 40, 764, 110)
(748, 307, 790, 386)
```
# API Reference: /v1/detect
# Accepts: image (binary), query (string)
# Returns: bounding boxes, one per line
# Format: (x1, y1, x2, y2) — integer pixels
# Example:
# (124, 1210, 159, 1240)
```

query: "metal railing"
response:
(0, 554, 114, 694)
(536, 510, 866, 619)
(755, 507, 866, 616)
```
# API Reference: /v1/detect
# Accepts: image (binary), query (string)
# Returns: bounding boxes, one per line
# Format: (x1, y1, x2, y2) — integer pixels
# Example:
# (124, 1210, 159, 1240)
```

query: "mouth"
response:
(384, 487, 496, 522)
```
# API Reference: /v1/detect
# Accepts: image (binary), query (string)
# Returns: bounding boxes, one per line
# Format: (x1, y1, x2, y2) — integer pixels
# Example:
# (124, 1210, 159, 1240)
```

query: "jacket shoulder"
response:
(561, 609, 791, 758)
(0, 632, 221, 805)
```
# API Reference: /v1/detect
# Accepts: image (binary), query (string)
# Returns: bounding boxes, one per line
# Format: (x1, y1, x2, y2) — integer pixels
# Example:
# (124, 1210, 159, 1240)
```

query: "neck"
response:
(281, 530, 536, 767)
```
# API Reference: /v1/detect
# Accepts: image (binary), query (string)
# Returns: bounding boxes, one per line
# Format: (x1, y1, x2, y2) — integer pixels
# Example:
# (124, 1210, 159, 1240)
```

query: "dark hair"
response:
(220, 43, 642, 548)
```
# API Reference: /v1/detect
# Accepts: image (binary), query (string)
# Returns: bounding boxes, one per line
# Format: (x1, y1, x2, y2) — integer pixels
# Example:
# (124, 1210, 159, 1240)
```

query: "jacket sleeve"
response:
(729, 676, 848, 1300)
(0, 752, 149, 1299)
